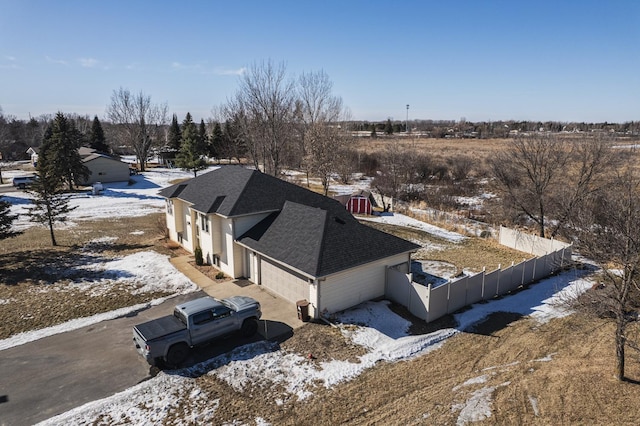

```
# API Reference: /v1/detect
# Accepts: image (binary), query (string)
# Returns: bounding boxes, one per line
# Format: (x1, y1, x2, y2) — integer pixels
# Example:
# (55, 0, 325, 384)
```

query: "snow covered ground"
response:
(2, 165, 594, 424)
(4, 167, 203, 231)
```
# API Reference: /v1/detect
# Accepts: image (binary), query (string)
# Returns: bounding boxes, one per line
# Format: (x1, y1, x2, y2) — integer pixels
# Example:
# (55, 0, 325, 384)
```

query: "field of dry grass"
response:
(363, 221, 532, 274)
(168, 308, 640, 425)
(0, 213, 179, 339)
(354, 137, 512, 160)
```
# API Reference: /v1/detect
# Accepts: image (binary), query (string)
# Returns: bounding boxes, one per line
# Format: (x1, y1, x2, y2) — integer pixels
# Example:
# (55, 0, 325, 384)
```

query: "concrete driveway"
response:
(170, 255, 304, 336)
(0, 257, 302, 426)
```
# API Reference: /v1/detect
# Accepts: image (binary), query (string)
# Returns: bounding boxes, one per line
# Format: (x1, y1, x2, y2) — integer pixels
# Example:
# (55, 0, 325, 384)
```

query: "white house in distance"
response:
(159, 166, 420, 319)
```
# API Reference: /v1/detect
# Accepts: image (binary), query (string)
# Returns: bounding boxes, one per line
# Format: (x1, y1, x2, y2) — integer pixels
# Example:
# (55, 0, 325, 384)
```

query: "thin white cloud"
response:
(171, 61, 205, 72)
(5, 55, 16, 61)
(213, 67, 246, 76)
(45, 55, 69, 66)
(78, 57, 99, 68)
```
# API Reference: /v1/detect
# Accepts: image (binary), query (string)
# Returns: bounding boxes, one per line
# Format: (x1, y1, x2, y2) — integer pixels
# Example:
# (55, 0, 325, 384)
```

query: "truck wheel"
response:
(241, 318, 258, 337)
(166, 343, 189, 367)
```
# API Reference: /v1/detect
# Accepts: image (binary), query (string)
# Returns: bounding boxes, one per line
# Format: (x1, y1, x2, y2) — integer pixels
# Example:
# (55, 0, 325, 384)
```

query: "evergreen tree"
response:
(168, 114, 181, 151)
(39, 113, 90, 190)
(0, 196, 21, 240)
(89, 116, 109, 153)
(175, 113, 207, 177)
(371, 125, 377, 138)
(209, 121, 223, 161)
(198, 119, 208, 156)
(385, 118, 394, 135)
(26, 167, 76, 246)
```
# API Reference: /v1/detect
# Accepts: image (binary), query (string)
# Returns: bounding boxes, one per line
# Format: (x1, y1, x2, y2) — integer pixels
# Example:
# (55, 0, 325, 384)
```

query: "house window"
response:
(166, 199, 173, 215)
(200, 213, 209, 233)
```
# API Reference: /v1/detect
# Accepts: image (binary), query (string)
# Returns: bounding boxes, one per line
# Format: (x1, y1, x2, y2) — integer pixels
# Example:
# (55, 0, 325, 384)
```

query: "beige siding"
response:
(233, 213, 271, 238)
(260, 259, 310, 303)
(83, 157, 130, 184)
(211, 215, 222, 254)
(217, 218, 235, 277)
(319, 253, 410, 315)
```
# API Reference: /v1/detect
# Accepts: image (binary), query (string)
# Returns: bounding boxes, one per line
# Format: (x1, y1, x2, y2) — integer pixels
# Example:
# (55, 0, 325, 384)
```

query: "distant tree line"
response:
(351, 118, 640, 139)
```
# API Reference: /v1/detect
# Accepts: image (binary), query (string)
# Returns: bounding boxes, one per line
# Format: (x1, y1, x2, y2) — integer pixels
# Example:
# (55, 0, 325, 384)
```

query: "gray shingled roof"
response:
(159, 166, 420, 277)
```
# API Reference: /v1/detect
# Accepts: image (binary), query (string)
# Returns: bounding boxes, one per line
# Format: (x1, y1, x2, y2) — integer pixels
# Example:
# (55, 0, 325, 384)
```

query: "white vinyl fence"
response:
(386, 227, 573, 323)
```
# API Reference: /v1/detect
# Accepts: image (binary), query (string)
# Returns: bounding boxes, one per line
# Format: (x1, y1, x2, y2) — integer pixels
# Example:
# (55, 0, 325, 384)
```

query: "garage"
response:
(319, 254, 407, 314)
(260, 258, 310, 303)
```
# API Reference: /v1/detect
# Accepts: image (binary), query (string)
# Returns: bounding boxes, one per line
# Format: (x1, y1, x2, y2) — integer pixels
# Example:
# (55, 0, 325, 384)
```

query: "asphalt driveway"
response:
(0, 289, 294, 426)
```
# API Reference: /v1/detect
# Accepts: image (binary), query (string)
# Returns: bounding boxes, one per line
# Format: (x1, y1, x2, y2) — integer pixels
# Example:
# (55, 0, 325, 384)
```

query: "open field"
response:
(354, 137, 513, 160)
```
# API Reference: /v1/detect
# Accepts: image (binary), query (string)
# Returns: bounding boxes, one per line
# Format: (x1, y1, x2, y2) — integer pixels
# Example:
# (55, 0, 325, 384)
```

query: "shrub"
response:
(215, 271, 225, 280)
(194, 247, 204, 266)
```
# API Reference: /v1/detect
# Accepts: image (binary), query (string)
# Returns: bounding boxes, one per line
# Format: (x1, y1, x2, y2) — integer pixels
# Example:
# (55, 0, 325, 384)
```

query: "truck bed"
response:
(134, 315, 186, 341)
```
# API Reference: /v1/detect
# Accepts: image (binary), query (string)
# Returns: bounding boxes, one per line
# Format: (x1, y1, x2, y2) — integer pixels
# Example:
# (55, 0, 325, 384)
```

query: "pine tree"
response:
(89, 116, 109, 153)
(26, 169, 76, 246)
(385, 118, 393, 135)
(175, 113, 208, 177)
(0, 196, 21, 240)
(168, 114, 181, 151)
(198, 119, 208, 153)
(40, 113, 90, 190)
(209, 121, 223, 161)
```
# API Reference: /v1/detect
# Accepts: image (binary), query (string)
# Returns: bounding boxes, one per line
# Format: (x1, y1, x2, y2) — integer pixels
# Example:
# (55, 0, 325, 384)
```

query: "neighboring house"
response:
(27, 147, 38, 166)
(26, 146, 130, 185)
(80, 153, 131, 184)
(160, 166, 420, 319)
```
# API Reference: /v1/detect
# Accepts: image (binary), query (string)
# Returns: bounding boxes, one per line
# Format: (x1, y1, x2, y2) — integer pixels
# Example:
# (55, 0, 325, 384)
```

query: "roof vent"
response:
(334, 216, 346, 225)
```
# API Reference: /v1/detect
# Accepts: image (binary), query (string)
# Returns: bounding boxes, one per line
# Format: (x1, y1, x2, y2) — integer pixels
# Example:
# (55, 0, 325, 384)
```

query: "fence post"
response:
(496, 263, 501, 295)
(426, 283, 432, 323)
(481, 266, 486, 300)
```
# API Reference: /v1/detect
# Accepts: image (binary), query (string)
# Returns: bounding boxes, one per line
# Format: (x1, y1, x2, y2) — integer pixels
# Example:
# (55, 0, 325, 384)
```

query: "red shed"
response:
(346, 195, 372, 215)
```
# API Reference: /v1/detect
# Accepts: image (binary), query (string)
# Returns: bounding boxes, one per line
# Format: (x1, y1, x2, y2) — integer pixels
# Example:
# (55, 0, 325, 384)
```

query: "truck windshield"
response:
(173, 309, 187, 325)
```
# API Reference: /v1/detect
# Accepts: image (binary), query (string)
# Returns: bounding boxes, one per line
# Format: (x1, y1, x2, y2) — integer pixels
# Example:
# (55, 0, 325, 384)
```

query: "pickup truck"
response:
(133, 295, 261, 367)
(12, 175, 37, 189)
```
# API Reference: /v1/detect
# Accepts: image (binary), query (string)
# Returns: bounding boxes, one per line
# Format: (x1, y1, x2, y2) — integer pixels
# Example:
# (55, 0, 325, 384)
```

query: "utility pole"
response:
(406, 104, 410, 133)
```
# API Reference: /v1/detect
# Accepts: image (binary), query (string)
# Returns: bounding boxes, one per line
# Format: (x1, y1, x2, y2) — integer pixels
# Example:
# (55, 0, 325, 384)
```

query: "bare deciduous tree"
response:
(297, 70, 350, 195)
(569, 164, 640, 381)
(106, 88, 168, 172)
(491, 135, 610, 238)
(225, 61, 297, 176)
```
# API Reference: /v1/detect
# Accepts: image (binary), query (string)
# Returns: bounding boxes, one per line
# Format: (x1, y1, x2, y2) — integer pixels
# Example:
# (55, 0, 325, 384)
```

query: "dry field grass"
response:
(363, 221, 532, 274)
(174, 309, 640, 425)
(354, 137, 512, 161)
(0, 213, 179, 339)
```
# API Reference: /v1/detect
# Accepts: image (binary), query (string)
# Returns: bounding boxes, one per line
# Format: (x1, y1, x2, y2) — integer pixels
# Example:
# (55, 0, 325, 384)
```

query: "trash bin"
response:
(296, 299, 310, 322)
(92, 182, 103, 195)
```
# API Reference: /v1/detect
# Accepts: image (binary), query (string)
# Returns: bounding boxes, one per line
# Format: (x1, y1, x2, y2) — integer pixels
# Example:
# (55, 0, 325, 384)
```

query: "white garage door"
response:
(260, 259, 309, 303)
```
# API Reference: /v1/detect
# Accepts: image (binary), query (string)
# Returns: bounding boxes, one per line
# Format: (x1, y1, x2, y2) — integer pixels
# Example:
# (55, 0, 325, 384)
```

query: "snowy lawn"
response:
(6, 167, 203, 231)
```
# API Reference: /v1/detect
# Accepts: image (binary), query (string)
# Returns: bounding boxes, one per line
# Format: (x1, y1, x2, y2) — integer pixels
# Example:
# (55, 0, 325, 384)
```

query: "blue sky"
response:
(1, 0, 638, 123)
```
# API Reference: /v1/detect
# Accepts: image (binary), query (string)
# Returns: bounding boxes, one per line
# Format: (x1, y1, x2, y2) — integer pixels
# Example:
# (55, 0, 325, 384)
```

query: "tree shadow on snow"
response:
(0, 249, 135, 286)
